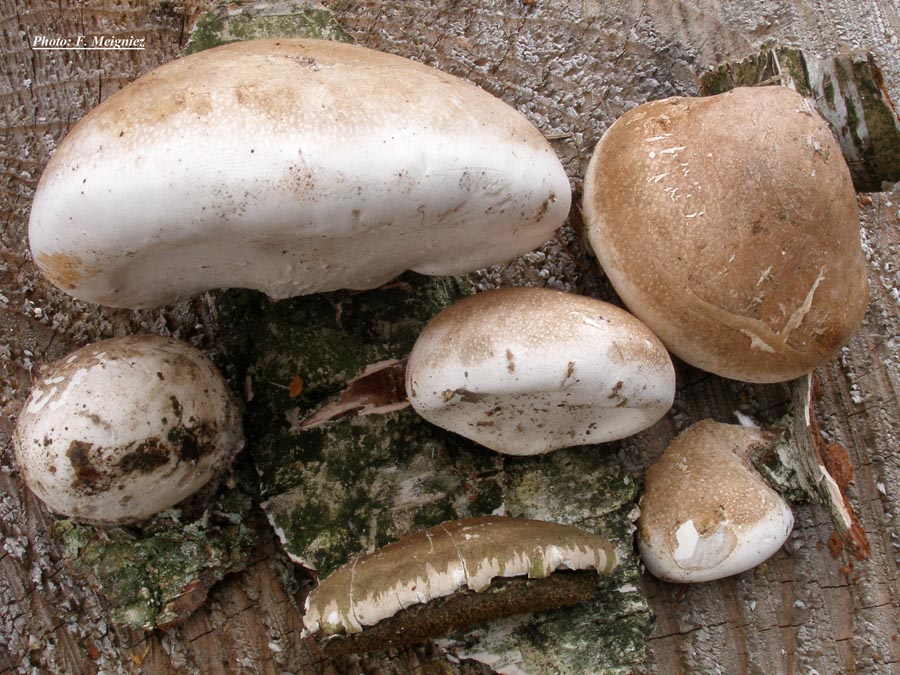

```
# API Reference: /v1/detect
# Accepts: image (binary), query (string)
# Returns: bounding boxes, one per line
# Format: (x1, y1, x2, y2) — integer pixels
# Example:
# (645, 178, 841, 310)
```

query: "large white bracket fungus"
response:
(303, 515, 617, 652)
(14, 335, 243, 525)
(406, 287, 676, 455)
(582, 86, 868, 383)
(637, 420, 794, 583)
(28, 39, 571, 309)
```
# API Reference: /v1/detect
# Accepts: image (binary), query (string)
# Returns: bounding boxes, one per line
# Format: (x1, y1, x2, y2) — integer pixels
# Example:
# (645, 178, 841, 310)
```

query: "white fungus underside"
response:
(29, 43, 570, 308)
(639, 502, 794, 583)
(408, 333, 674, 455)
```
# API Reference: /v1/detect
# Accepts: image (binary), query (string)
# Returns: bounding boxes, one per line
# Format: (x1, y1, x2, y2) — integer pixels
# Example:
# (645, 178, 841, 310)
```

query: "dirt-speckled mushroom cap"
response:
(28, 38, 571, 309)
(13, 335, 243, 525)
(582, 86, 868, 383)
(405, 287, 675, 455)
(303, 515, 617, 638)
(637, 420, 794, 583)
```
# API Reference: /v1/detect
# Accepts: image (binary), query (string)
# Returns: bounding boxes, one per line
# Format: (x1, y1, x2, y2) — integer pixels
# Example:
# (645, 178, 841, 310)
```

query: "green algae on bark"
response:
(50, 490, 257, 630)
(184, 0, 354, 55)
(213, 274, 510, 577)
(263, 409, 506, 575)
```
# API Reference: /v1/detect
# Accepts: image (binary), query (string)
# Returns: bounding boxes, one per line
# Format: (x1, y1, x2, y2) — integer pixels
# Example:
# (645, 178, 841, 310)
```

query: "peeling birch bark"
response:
(298, 358, 410, 430)
(768, 374, 871, 559)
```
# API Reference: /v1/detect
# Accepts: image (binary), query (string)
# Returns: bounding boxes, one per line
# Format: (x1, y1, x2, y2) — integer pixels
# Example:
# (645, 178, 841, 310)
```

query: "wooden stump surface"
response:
(1, 1, 899, 673)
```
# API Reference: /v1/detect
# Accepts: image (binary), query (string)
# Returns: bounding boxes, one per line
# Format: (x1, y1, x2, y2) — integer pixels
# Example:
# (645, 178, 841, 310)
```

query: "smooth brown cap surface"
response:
(583, 86, 868, 383)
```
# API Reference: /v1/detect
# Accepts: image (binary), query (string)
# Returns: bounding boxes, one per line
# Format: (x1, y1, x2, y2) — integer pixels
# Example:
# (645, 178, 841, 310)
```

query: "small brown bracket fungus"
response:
(14, 335, 243, 525)
(28, 39, 571, 309)
(405, 287, 676, 455)
(582, 86, 868, 383)
(637, 420, 794, 583)
(302, 515, 617, 654)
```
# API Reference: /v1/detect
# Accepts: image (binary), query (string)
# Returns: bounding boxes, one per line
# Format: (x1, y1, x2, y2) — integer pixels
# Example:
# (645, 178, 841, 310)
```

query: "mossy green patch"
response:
(262, 408, 502, 575)
(50, 490, 257, 630)
(699, 45, 809, 97)
(184, 13, 225, 54)
(849, 56, 900, 188)
(774, 47, 813, 97)
(214, 273, 508, 577)
(184, 1, 354, 55)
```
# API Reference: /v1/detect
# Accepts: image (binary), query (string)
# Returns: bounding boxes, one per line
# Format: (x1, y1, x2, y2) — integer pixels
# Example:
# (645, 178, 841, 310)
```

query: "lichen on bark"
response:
(213, 274, 510, 576)
(436, 449, 650, 674)
(184, 0, 355, 54)
(50, 489, 257, 630)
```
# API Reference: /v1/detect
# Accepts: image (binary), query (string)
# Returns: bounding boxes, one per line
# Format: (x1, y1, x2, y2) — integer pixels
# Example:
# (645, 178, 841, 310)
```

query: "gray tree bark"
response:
(1, 1, 899, 673)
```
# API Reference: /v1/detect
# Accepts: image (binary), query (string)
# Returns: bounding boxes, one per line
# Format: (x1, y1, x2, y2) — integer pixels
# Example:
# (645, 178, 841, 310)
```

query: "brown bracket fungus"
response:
(28, 38, 571, 309)
(405, 287, 676, 455)
(302, 515, 618, 654)
(637, 420, 794, 583)
(14, 335, 243, 525)
(582, 86, 868, 383)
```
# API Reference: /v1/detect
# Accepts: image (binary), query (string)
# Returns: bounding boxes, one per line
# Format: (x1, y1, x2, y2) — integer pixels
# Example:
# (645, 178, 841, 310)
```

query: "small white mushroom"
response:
(28, 38, 571, 309)
(637, 419, 794, 583)
(405, 287, 675, 455)
(14, 335, 243, 525)
(303, 515, 617, 653)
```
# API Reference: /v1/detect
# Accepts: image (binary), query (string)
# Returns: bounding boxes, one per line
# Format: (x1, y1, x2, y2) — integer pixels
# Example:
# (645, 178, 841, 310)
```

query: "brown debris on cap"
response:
(13, 335, 243, 525)
(406, 287, 675, 455)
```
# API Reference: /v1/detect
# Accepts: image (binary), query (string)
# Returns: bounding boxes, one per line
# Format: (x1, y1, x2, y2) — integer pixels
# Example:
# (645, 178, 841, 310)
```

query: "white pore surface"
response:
(638, 498, 795, 583)
(28, 40, 571, 308)
(14, 336, 240, 523)
(407, 292, 675, 455)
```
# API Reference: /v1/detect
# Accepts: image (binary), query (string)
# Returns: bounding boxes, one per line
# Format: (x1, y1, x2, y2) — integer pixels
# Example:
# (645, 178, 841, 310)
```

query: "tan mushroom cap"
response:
(303, 515, 617, 637)
(637, 420, 794, 583)
(406, 287, 676, 455)
(583, 86, 868, 383)
(29, 38, 570, 309)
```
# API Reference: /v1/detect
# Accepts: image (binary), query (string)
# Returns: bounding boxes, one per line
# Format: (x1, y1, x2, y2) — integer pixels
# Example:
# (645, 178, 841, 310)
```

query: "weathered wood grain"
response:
(1, 1, 899, 674)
